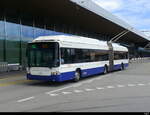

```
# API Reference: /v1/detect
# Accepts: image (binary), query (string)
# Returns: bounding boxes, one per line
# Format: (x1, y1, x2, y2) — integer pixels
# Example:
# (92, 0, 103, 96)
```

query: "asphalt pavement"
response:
(0, 59, 150, 112)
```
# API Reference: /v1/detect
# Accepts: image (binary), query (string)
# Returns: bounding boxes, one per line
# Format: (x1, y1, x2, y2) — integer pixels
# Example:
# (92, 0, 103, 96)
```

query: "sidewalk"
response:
(0, 71, 26, 79)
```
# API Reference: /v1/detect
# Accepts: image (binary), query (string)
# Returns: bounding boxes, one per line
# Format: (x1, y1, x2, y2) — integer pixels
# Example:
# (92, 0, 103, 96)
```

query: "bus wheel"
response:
(73, 70, 81, 82)
(121, 63, 125, 70)
(104, 65, 108, 74)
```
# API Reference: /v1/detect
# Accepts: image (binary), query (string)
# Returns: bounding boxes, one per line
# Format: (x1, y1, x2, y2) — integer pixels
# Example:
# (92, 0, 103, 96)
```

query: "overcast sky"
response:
(92, 0, 150, 36)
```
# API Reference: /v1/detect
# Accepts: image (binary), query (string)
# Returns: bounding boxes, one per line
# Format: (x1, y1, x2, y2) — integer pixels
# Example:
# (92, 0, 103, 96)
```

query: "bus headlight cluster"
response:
(51, 71, 60, 76)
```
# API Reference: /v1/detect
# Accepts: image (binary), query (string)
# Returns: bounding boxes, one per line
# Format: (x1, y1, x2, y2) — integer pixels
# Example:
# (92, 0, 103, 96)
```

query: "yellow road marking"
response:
(0, 75, 24, 81)
(0, 80, 34, 87)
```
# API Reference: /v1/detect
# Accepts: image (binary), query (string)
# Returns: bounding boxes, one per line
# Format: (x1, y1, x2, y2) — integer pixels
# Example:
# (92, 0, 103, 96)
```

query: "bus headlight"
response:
(51, 71, 60, 76)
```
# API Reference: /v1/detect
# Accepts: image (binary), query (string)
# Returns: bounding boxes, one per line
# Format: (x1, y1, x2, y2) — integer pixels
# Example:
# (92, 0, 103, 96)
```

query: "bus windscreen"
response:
(27, 42, 59, 68)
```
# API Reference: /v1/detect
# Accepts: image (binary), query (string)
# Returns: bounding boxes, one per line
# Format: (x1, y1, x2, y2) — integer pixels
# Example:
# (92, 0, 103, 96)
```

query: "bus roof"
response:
(32, 35, 128, 52)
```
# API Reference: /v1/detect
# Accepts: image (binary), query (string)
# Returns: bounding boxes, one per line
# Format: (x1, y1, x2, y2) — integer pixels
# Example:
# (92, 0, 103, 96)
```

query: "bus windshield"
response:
(27, 42, 59, 68)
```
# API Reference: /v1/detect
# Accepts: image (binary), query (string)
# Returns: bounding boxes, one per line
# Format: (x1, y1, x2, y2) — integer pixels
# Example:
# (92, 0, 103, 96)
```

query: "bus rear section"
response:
(113, 51, 129, 70)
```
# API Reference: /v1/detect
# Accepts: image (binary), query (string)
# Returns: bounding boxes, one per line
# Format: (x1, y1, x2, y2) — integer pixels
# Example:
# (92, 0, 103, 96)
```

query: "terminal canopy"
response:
(0, 0, 149, 47)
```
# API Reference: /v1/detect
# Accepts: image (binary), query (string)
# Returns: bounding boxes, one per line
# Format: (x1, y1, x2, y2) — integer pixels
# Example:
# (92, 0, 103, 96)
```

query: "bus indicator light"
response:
(32, 45, 37, 49)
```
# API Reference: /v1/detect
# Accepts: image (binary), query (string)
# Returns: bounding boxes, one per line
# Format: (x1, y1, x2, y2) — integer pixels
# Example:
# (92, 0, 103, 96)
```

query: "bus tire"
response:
(73, 70, 81, 82)
(121, 63, 125, 70)
(104, 65, 108, 74)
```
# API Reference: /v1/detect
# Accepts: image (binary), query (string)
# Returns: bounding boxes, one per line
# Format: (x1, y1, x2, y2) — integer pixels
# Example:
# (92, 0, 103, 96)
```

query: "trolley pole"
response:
(144, 42, 150, 49)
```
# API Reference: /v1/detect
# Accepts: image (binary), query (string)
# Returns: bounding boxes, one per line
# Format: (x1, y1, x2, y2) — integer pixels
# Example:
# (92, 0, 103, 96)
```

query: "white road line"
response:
(49, 94, 59, 97)
(46, 85, 73, 95)
(62, 92, 72, 95)
(85, 89, 95, 91)
(96, 87, 105, 90)
(17, 97, 35, 103)
(137, 84, 145, 86)
(117, 85, 125, 88)
(127, 84, 136, 87)
(74, 90, 83, 93)
(107, 86, 115, 89)
(46, 75, 108, 95)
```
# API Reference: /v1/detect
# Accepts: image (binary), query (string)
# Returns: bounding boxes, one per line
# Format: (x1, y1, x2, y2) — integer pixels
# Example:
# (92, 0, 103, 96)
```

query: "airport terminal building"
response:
(0, 0, 150, 71)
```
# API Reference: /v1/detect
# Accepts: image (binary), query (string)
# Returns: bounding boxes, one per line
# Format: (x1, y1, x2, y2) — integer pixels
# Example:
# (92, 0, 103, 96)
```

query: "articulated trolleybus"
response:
(26, 35, 129, 82)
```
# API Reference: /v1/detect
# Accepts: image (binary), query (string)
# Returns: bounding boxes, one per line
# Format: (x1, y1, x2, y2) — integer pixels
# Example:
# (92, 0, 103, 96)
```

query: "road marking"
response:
(127, 84, 136, 87)
(46, 85, 74, 95)
(62, 92, 72, 95)
(46, 75, 108, 95)
(96, 87, 105, 90)
(17, 97, 35, 103)
(137, 84, 145, 86)
(74, 90, 83, 93)
(49, 94, 59, 97)
(107, 86, 115, 89)
(0, 75, 23, 80)
(47, 82, 150, 97)
(117, 85, 125, 88)
(0, 80, 34, 87)
(85, 88, 95, 91)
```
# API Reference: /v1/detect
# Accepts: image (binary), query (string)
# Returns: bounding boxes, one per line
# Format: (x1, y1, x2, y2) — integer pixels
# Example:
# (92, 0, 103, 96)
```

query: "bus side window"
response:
(61, 48, 72, 64)
(83, 50, 90, 62)
(61, 48, 66, 64)
(114, 53, 119, 60)
(90, 50, 96, 62)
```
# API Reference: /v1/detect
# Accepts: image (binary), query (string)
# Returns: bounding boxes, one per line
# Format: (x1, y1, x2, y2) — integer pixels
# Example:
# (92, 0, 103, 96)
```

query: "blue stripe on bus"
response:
(27, 63, 129, 82)
(81, 67, 105, 77)
(27, 67, 105, 82)
(113, 64, 121, 70)
(113, 63, 129, 70)
(27, 71, 75, 82)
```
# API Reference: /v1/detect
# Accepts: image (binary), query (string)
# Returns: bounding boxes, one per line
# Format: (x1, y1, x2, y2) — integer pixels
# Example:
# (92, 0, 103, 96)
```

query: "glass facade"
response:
(0, 36, 4, 62)
(5, 22, 20, 63)
(0, 11, 147, 69)
(0, 18, 5, 62)
(0, 14, 72, 67)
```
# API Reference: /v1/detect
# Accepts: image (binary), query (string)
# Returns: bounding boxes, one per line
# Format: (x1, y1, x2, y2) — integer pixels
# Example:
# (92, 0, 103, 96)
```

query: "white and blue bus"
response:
(26, 35, 129, 82)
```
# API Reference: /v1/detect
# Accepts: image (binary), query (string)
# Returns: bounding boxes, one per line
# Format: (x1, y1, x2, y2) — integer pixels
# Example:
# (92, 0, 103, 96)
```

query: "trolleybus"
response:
(26, 35, 129, 82)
